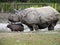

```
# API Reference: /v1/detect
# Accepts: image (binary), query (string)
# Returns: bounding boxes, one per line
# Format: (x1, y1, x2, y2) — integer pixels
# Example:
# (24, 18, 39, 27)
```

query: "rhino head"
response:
(8, 12, 20, 23)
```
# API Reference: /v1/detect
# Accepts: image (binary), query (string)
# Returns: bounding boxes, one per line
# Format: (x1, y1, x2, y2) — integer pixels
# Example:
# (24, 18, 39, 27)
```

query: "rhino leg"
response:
(28, 24, 39, 31)
(48, 19, 58, 31)
(28, 25, 33, 31)
(48, 23, 54, 30)
(32, 24, 39, 31)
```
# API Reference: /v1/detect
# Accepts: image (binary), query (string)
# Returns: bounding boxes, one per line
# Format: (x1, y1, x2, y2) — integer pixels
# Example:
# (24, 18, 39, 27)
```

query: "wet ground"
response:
(0, 23, 60, 32)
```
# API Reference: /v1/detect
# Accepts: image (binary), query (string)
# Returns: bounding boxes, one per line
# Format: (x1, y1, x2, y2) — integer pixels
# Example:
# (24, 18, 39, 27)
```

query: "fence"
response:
(0, 3, 60, 13)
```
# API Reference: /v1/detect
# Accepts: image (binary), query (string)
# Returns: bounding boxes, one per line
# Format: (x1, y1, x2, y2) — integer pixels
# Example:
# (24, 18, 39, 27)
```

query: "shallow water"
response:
(0, 23, 60, 32)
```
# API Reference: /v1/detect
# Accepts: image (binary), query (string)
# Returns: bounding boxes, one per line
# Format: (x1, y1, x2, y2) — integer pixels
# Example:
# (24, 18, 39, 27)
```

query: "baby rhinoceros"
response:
(7, 23, 24, 32)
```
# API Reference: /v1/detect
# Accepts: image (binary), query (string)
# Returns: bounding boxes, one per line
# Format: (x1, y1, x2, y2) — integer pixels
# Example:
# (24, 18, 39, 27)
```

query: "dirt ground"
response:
(0, 13, 14, 23)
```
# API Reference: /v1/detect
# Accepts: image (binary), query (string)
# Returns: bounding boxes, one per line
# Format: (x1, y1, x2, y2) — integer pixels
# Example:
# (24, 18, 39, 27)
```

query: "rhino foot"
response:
(32, 24, 39, 31)
(48, 23, 54, 31)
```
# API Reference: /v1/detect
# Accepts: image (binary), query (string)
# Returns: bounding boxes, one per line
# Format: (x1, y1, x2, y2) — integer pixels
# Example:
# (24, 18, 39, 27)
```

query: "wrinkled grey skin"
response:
(12, 6, 59, 31)
(8, 14, 20, 24)
(7, 23, 24, 32)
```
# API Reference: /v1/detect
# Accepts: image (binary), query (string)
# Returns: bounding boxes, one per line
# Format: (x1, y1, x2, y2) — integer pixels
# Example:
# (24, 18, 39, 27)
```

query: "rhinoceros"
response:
(8, 14, 20, 24)
(9, 6, 59, 31)
(7, 23, 24, 32)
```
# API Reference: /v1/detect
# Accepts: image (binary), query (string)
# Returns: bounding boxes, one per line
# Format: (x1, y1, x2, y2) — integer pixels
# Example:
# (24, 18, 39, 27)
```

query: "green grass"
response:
(0, 32, 60, 45)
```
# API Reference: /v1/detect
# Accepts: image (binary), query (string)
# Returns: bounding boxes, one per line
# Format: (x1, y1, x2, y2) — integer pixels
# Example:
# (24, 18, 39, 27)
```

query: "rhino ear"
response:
(14, 9, 18, 14)
(18, 8, 21, 11)
(14, 9, 18, 12)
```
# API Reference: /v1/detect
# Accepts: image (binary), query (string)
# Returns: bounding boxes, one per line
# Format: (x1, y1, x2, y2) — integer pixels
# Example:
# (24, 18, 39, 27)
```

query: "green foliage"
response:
(0, 0, 60, 3)
(0, 3, 60, 12)
(0, 3, 14, 12)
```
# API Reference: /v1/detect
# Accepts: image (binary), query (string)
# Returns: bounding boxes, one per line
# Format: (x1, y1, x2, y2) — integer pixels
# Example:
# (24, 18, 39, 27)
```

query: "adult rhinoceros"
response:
(9, 6, 59, 31)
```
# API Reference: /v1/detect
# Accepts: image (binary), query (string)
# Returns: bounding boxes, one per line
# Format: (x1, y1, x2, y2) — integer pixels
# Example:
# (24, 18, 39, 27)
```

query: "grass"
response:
(0, 32, 60, 45)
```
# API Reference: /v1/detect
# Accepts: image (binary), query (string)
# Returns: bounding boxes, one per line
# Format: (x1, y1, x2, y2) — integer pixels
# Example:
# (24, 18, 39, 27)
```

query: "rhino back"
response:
(17, 6, 59, 24)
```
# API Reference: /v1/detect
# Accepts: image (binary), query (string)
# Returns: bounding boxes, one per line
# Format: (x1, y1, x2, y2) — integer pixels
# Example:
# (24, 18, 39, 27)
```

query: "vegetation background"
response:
(0, 0, 60, 12)
(0, 0, 60, 45)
